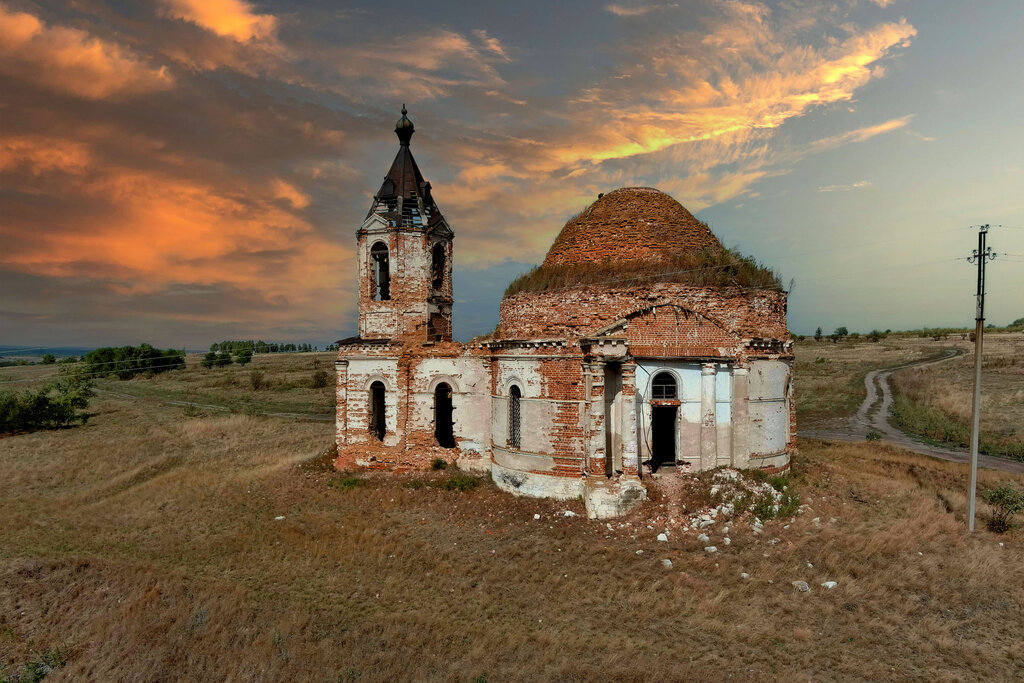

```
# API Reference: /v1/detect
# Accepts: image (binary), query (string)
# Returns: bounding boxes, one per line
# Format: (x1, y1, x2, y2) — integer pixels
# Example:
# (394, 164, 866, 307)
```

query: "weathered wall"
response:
(498, 283, 789, 344)
(748, 359, 791, 457)
(357, 224, 453, 342)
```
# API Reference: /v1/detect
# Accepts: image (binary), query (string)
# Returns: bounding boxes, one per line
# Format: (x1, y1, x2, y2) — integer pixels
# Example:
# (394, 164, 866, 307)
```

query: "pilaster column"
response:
(585, 362, 606, 475)
(700, 363, 717, 471)
(731, 366, 750, 469)
(621, 362, 639, 476)
(335, 360, 349, 447)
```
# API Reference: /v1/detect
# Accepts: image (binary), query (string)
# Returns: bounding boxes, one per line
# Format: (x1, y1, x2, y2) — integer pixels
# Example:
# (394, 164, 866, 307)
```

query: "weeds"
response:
(752, 494, 776, 521)
(329, 476, 362, 491)
(866, 429, 882, 441)
(438, 473, 480, 492)
(0, 647, 68, 683)
(310, 371, 331, 389)
(503, 246, 781, 298)
(983, 485, 1024, 533)
(249, 369, 269, 391)
(430, 457, 448, 471)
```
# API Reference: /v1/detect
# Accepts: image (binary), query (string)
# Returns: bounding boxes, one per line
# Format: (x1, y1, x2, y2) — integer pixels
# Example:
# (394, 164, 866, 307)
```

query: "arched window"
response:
(370, 242, 390, 301)
(434, 382, 455, 448)
(508, 385, 522, 449)
(369, 381, 386, 440)
(652, 372, 677, 400)
(431, 242, 445, 290)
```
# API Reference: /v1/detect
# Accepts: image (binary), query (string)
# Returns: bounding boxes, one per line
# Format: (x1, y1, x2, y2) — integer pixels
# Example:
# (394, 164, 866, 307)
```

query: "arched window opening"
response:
(370, 243, 390, 301)
(508, 385, 522, 450)
(651, 372, 677, 400)
(434, 382, 455, 448)
(369, 381, 386, 441)
(431, 242, 445, 290)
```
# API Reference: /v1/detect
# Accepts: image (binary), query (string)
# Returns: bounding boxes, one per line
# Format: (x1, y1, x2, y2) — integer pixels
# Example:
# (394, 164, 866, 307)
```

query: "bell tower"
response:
(356, 106, 454, 342)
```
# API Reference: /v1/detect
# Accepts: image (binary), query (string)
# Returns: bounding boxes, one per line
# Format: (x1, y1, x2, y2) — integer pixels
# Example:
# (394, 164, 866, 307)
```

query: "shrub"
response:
(752, 493, 776, 521)
(430, 457, 448, 471)
(0, 370, 92, 434)
(41, 353, 56, 364)
(235, 349, 253, 365)
(983, 485, 1024, 533)
(329, 476, 362, 491)
(767, 475, 788, 492)
(866, 429, 882, 441)
(439, 473, 480, 492)
(250, 369, 269, 391)
(310, 370, 331, 389)
(778, 492, 801, 518)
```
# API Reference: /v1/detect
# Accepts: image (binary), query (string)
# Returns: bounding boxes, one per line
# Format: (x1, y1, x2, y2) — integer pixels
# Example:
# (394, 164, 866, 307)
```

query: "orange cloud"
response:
(0, 135, 346, 317)
(161, 0, 277, 42)
(0, 5, 173, 99)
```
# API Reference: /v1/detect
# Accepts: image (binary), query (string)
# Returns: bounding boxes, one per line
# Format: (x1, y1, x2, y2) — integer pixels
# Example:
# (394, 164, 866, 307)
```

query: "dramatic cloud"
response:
(160, 0, 277, 42)
(0, 0, 930, 345)
(0, 5, 173, 99)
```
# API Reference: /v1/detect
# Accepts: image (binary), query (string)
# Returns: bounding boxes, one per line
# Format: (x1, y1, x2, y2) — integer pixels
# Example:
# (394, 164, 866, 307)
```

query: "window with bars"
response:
(508, 385, 522, 449)
(651, 372, 677, 400)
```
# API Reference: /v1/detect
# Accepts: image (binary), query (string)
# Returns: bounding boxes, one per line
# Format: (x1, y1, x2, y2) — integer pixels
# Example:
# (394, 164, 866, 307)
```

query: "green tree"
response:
(201, 351, 218, 369)
(235, 349, 253, 365)
(814, 327, 822, 341)
(833, 326, 849, 338)
(41, 353, 56, 364)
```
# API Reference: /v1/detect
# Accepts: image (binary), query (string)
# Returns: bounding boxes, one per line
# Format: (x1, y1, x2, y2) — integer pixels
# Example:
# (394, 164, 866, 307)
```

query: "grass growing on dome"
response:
(503, 246, 782, 298)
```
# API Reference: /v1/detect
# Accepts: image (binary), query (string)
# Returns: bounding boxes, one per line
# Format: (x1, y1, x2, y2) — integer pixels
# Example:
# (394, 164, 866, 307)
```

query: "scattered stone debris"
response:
(697, 533, 710, 543)
(657, 533, 668, 542)
(661, 559, 673, 568)
(562, 510, 576, 517)
(821, 581, 838, 589)
(533, 514, 541, 520)
(723, 537, 731, 545)
(741, 572, 750, 580)
(274, 516, 285, 521)
(704, 546, 718, 553)
(636, 550, 644, 555)
(792, 581, 810, 593)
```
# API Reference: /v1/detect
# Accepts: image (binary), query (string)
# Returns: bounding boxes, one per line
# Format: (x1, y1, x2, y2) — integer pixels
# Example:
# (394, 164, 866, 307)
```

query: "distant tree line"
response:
(82, 344, 185, 380)
(209, 340, 319, 354)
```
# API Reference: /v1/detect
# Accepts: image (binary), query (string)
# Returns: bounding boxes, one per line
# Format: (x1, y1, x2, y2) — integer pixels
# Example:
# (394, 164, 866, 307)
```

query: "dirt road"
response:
(799, 349, 1024, 474)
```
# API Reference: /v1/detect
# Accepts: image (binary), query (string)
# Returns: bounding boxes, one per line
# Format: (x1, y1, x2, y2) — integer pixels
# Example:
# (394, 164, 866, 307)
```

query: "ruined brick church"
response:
(335, 108, 794, 518)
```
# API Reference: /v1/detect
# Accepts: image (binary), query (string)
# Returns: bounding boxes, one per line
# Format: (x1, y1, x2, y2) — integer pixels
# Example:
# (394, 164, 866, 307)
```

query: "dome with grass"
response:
(504, 187, 781, 298)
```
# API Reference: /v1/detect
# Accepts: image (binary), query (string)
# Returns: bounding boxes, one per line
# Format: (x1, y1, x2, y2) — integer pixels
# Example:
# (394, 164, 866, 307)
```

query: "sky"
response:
(1, 0, 1022, 349)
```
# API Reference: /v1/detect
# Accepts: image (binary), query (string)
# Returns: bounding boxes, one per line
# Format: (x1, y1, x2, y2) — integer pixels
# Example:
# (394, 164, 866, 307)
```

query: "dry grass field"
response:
(2, 350, 1024, 680)
(888, 333, 1024, 459)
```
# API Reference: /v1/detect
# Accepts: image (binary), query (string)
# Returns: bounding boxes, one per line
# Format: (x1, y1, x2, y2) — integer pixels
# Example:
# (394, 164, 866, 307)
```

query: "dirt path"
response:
(800, 349, 1024, 474)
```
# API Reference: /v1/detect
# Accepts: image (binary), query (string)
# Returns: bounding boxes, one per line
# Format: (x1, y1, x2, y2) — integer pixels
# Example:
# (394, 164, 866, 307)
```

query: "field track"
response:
(800, 348, 1024, 474)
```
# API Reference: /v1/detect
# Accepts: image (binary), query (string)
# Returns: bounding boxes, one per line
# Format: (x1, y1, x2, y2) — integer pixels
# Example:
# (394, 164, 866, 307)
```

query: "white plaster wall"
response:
(491, 463, 583, 500)
(491, 358, 558, 455)
(345, 357, 401, 446)
(748, 359, 790, 455)
(411, 356, 491, 453)
(635, 361, 705, 463)
(715, 366, 733, 465)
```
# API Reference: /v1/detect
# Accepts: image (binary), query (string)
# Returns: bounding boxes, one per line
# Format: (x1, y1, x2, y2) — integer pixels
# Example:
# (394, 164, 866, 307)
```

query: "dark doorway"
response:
(651, 405, 677, 468)
(431, 242, 445, 290)
(369, 381, 386, 441)
(434, 382, 455, 448)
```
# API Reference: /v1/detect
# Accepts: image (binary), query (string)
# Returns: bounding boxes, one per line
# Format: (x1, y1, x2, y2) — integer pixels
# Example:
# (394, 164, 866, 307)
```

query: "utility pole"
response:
(966, 224, 996, 532)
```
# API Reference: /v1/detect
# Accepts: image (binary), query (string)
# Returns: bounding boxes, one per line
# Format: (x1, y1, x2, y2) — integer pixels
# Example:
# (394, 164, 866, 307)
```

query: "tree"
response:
(833, 326, 849, 339)
(235, 349, 253, 365)
(201, 351, 218, 369)
(814, 327, 822, 342)
(41, 354, 56, 364)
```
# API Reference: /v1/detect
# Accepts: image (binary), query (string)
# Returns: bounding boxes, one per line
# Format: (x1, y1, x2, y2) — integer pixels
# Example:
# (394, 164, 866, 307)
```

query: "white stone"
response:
(792, 581, 810, 592)
(533, 513, 541, 520)
(274, 516, 285, 521)
(562, 510, 576, 517)
(807, 562, 813, 568)
(704, 546, 718, 553)
(741, 572, 750, 580)
(661, 559, 673, 568)
(657, 533, 668, 542)
(635, 550, 643, 555)
(812, 517, 821, 526)
(697, 533, 710, 543)
(821, 581, 837, 589)
(723, 537, 731, 545)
